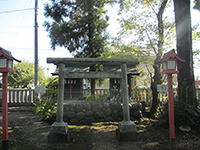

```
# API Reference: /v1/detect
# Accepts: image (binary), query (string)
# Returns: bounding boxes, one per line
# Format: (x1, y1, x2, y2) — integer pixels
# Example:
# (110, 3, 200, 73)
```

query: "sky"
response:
(0, 0, 120, 77)
(0, 0, 200, 78)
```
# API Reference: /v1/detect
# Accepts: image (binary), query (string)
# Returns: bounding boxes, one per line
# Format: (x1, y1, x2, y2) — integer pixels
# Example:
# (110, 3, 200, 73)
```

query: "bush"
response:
(34, 77, 58, 124)
(161, 100, 200, 128)
(84, 92, 110, 102)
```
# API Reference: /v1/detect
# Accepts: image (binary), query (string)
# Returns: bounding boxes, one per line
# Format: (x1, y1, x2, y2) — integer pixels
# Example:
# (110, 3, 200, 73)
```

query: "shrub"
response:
(84, 92, 110, 102)
(34, 77, 58, 124)
(161, 99, 200, 128)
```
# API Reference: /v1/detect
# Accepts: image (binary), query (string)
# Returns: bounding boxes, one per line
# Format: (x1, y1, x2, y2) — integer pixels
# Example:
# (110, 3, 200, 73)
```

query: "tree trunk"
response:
(173, 0, 197, 107)
(90, 65, 96, 95)
(149, 64, 162, 118)
(149, 0, 168, 118)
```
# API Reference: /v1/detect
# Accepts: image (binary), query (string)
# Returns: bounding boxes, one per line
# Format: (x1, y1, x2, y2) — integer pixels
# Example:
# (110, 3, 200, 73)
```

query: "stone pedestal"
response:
(51, 122, 68, 134)
(118, 121, 137, 133)
(47, 122, 69, 143)
(116, 121, 138, 141)
(116, 64, 138, 141)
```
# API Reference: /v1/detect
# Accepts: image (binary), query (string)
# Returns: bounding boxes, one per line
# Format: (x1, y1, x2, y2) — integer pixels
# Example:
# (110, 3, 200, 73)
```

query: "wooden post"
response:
(121, 63, 130, 121)
(34, 0, 39, 89)
(69, 79, 72, 99)
(167, 73, 175, 150)
(56, 63, 65, 122)
(2, 72, 8, 150)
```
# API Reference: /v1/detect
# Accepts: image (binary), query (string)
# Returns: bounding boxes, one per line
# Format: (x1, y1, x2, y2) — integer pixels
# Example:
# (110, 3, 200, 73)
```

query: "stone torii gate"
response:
(47, 58, 139, 142)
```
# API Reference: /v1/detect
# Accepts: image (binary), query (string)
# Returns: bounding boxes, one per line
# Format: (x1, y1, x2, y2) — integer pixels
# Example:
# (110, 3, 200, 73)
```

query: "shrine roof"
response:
(0, 47, 21, 62)
(162, 49, 175, 60)
(162, 49, 185, 62)
(52, 63, 139, 76)
(47, 57, 139, 65)
(48, 57, 140, 76)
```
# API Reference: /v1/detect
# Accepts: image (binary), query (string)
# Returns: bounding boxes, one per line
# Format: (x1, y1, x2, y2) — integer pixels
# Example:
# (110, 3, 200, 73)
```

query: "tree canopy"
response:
(44, 0, 112, 57)
(8, 61, 46, 88)
(44, 0, 116, 94)
(114, 0, 172, 117)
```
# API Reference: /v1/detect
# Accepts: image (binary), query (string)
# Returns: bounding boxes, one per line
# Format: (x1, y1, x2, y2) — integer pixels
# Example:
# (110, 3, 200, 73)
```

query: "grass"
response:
(1, 110, 200, 150)
(3, 115, 157, 150)
(1, 112, 118, 150)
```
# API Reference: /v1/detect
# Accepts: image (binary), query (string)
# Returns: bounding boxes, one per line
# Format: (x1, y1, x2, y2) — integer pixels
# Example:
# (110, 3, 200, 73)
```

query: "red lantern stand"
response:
(0, 47, 21, 150)
(167, 72, 175, 139)
(2, 72, 9, 149)
(161, 49, 185, 150)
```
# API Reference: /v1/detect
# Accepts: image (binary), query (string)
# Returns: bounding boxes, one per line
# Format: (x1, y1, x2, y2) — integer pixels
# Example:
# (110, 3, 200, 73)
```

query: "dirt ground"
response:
(0, 107, 200, 150)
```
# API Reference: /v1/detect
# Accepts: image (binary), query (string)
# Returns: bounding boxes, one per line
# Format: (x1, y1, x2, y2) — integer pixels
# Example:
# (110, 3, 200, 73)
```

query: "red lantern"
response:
(0, 47, 21, 73)
(0, 47, 21, 150)
(161, 49, 184, 74)
(161, 49, 185, 149)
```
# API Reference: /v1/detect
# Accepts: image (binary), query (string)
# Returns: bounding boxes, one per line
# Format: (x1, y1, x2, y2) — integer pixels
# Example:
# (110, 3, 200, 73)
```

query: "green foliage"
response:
(132, 85, 151, 102)
(42, 77, 58, 100)
(161, 100, 200, 128)
(44, 0, 111, 57)
(34, 99, 57, 123)
(194, 0, 200, 11)
(132, 85, 143, 101)
(117, 0, 175, 51)
(8, 61, 46, 88)
(116, 0, 174, 118)
(84, 92, 110, 102)
(85, 94, 96, 101)
(111, 0, 172, 85)
(34, 77, 58, 124)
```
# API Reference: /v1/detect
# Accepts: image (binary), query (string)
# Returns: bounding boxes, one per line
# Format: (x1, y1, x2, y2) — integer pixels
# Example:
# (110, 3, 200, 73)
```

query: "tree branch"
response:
(147, 0, 157, 15)
(157, 0, 168, 17)
(141, 56, 153, 83)
(156, 0, 168, 64)
(144, 27, 157, 55)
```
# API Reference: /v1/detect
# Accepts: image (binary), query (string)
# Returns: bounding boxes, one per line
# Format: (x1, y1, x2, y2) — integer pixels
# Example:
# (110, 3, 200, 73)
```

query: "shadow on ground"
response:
(0, 107, 200, 150)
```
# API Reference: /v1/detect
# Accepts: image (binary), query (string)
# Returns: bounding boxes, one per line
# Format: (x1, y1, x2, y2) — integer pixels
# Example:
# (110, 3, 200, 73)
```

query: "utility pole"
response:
(34, 0, 39, 88)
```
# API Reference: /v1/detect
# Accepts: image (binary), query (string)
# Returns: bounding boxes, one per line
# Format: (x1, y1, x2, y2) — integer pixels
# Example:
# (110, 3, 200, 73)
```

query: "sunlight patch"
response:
(146, 142, 159, 146)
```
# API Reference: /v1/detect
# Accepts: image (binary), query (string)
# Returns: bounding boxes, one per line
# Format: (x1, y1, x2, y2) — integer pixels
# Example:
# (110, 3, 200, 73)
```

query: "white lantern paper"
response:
(0, 59, 7, 68)
(8, 60, 13, 68)
(167, 60, 176, 69)
(163, 62, 166, 70)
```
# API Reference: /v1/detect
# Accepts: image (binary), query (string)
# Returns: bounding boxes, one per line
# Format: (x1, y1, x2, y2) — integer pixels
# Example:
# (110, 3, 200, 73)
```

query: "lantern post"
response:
(161, 49, 185, 150)
(0, 47, 21, 150)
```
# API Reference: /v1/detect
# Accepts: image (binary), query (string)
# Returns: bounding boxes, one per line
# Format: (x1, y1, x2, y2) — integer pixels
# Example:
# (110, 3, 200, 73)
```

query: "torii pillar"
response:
(117, 63, 137, 141)
(47, 63, 69, 143)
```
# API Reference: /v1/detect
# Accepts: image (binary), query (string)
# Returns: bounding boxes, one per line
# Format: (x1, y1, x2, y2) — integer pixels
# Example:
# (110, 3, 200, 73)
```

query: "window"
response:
(0, 59, 7, 68)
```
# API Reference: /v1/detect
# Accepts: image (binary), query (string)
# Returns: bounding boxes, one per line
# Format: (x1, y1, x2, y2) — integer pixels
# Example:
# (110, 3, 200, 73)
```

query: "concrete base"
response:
(50, 122, 68, 134)
(118, 121, 137, 133)
(47, 122, 69, 143)
(116, 121, 138, 142)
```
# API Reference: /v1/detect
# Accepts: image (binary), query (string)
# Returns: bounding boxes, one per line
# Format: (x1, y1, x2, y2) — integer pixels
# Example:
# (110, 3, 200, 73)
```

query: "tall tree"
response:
(44, 0, 111, 94)
(8, 61, 46, 88)
(116, 0, 171, 117)
(173, 0, 197, 107)
(150, 0, 168, 118)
